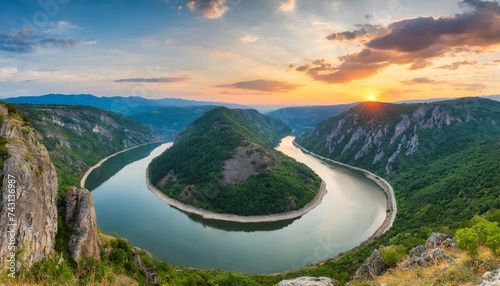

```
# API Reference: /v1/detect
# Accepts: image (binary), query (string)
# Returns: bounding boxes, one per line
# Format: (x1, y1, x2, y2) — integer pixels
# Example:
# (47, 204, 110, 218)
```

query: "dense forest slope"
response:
(266, 103, 355, 135)
(149, 107, 322, 216)
(16, 105, 160, 190)
(296, 97, 500, 231)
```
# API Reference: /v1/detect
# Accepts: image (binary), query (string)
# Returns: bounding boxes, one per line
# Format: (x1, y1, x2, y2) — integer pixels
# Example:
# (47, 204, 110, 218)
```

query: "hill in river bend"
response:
(148, 107, 322, 216)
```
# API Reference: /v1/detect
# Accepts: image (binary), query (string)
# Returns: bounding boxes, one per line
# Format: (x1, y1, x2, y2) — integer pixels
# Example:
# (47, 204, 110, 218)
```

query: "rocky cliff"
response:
(65, 187, 100, 260)
(296, 97, 500, 175)
(0, 104, 58, 271)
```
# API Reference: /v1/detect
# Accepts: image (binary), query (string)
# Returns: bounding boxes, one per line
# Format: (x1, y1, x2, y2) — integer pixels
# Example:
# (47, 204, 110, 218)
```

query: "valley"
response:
(0, 96, 498, 285)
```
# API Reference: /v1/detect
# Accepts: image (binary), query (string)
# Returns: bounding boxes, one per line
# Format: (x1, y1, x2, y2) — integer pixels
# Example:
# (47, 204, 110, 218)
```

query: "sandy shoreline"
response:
(80, 141, 164, 189)
(145, 167, 328, 223)
(292, 141, 397, 236)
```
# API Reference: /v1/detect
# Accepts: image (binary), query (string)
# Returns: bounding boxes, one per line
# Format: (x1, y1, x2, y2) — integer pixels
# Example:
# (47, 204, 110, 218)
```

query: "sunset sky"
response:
(0, 0, 499, 105)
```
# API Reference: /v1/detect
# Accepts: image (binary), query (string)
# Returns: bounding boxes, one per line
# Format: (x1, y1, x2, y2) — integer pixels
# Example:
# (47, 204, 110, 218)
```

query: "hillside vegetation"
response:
(148, 107, 322, 216)
(16, 104, 160, 192)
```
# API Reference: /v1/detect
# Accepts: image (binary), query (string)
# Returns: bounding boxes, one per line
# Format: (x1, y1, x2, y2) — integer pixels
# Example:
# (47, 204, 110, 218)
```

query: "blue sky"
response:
(0, 0, 499, 104)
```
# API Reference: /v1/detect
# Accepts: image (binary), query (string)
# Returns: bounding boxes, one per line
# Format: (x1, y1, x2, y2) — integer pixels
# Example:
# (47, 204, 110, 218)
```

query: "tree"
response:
(455, 228, 479, 258)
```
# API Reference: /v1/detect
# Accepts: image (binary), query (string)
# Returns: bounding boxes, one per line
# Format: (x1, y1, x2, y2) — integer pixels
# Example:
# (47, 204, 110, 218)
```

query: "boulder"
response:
(277, 277, 333, 286)
(353, 249, 389, 280)
(478, 268, 500, 286)
(425, 232, 454, 249)
(65, 187, 100, 260)
(406, 246, 448, 267)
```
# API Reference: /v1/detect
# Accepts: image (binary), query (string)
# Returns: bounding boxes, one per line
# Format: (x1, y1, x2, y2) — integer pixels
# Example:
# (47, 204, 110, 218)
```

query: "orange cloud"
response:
(437, 59, 478, 70)
(210, 50, 237, 57)
(216, 79, 300, 93)
(186, 0, 228, 19)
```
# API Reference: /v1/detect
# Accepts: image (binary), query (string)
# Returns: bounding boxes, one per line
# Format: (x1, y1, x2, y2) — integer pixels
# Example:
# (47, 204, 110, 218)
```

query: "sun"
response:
(366, 92, 378, 102)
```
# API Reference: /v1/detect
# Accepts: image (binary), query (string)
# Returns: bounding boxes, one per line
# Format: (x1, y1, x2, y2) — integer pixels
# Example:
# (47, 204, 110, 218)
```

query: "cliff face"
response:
(296, 97, 500, 174)
(0, 105, 58, 271)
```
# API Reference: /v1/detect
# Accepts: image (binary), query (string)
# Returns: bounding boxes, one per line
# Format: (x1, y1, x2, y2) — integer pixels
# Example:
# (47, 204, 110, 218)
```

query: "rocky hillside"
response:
(0, 103, 59, 271)
(149, 107, 322, 216)
(296, 97, 500, 175)
(16, 104, 160, 190)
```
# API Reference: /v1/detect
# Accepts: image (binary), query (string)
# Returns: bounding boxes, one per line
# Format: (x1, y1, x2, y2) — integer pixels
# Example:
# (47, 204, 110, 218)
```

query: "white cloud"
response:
(239, 35, 258, 43)
(0, 67, 19, 78)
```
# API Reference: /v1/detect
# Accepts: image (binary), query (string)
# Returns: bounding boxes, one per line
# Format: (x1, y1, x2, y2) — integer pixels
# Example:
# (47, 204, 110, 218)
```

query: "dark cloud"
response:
(326, 24, 385, 41)
(437, 59, 478, 70)
(0, 28, 95, 53)
(216, 79, 300, 93)
(298, 0, 500, 84)
(186, 0, 228, 19)
(114, 77, 190, 83)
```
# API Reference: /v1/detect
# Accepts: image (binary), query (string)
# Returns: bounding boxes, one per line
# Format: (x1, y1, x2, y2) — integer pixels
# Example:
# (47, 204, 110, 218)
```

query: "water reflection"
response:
(182, 210, 298, 232)
(85, 142, 163, 191)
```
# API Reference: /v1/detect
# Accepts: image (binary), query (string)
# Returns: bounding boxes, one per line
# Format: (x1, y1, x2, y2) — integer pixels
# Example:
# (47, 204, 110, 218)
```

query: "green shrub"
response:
(27, 257, 75, 285)
(380, 245, 406, 267)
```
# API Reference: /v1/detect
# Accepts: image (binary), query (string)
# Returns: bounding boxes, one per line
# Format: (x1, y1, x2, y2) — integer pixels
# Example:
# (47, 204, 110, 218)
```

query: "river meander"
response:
(88, 136, 386, 274)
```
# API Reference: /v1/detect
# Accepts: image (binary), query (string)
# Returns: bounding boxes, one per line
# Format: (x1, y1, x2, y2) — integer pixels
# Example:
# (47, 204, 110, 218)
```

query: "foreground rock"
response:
(478, 268, 500, 286)
(0, 105, 59, 271)
(132, 248, 160, 286)
(353, 249, 389, 280)
(404, 232, 453, 268)
(277, 277, 334, 286)
(65, 187, 101, 260)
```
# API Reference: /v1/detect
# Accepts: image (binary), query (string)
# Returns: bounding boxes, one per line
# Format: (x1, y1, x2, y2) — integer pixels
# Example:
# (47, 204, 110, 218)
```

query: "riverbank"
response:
(80, 141, 164, 189)
(292, 140, 397, 236)
(145, 168, 328, 223)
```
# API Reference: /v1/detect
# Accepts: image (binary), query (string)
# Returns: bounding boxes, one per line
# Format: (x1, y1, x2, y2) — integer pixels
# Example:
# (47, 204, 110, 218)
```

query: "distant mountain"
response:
(266, 103, 356, 135)
(16, 104, 160, 189)
(4, 94, 249, 116)
(296, 97, 500, 230)
(148, 107, 322, 216)
(129, 105, 217, 140)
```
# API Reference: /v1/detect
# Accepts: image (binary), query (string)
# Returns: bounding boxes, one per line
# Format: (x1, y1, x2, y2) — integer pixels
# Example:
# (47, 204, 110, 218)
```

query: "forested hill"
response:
(148, 107, 322, 216)
(296, 97, 500, 230)
(16, 104, 160, 191)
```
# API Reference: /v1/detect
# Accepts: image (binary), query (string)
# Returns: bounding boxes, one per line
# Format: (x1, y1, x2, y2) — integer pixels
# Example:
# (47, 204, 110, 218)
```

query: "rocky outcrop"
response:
(425, 232, 455, 249)
(478, 268, 500, 286)
(276, 276, 334, 286)
(353, 249, 389, 280)
(65, 187, 100, 260)
(132, 248, 160, 286)
(403, 233, 454, 268)
(0, 105, 59, 271)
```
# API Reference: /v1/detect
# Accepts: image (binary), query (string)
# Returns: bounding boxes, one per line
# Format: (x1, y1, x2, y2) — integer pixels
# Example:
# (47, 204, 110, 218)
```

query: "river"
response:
(87, 136, 386, 274)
